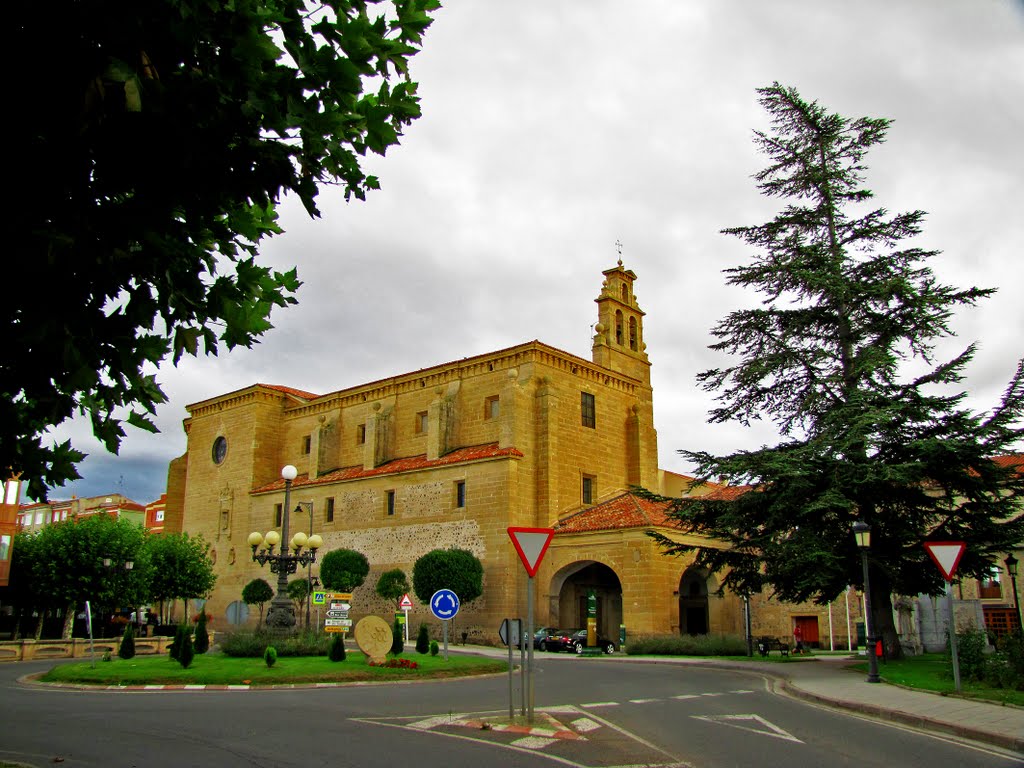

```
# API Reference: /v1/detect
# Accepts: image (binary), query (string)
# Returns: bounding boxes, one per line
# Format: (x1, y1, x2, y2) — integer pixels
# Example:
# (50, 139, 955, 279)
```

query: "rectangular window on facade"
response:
(386, 490, 396, 516)
(416, 411, 428, 434)
(455, 481, 466, 509)
(155, 510, 165, 523)
(581, 392, 596, 428)
(302, 435, 312, 455)
(979, 567, 1002, 600)
(356, 424, 366, 445)
(274, 503, 283, 528)
(582, 475, 595, 505)
(325, 497, 335, 523)
(485, 395, 500, 420)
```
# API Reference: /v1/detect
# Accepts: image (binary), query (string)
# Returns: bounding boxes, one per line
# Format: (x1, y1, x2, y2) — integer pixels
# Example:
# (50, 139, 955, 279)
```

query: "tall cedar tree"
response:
(649, 84, 1024, 658)
(6, 1, 438, 501)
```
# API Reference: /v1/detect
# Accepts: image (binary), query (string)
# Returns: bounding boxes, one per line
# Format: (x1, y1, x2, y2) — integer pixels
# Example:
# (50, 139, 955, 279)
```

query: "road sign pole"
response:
(506, 621, 514, 719)
(443, 619, 449, 661)
(527, 575, 535, 724)
(404, 608, 409, 643)
(947, 585, 962, 692)
(519, 619, 526, 718)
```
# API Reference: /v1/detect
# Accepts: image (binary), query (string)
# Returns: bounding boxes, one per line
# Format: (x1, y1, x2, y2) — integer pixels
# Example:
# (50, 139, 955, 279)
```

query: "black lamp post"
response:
(1006, 553, 1022, 633)
(852, 521, 881, 683)
(102, 556, 134, 636)
(248, 465, 322, 630)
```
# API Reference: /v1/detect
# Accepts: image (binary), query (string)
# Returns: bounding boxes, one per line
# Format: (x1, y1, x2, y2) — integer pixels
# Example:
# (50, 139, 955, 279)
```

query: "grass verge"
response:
(39, 651, 506, 687)
(850, 653, 1024, 707)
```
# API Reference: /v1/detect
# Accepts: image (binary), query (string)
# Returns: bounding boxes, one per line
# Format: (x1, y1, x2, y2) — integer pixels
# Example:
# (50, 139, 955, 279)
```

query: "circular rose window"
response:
(212, 436, 228, 465)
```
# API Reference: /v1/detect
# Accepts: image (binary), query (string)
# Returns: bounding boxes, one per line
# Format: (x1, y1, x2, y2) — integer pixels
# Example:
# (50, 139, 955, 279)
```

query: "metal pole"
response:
(946, 584, 962, 692)
(443, 619, 449, 660)
(860, 550, 880, 683)
(520, 622, 526, 718)
(744, 595, 752, 657)
(507, 626, 514, 719)
(305, 501, 314, 630)
(527, 575, 535, 724)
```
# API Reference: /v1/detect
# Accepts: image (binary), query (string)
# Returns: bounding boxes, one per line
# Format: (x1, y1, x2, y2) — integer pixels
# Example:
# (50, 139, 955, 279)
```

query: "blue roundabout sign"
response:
(429, 588, 460, 620)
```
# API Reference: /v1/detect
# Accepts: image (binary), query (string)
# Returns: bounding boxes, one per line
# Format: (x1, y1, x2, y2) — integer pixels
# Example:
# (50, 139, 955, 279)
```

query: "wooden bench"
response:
(756, 636, 790, 657)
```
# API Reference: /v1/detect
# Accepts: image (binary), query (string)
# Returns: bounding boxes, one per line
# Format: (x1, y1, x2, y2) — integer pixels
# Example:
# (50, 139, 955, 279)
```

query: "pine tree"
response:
(415, 623, 430, 654)
(652, 83, 1024, 659)
(391, 618, 404, 656)
(118, 623, 136, 660)
(329, 634, 347, 662)
(193, 610, 210, 654)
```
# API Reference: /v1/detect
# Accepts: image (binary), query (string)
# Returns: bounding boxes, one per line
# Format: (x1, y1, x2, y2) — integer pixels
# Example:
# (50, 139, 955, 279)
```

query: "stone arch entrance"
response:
(548, 561, 623, 638)
(678, 567, 710, 635)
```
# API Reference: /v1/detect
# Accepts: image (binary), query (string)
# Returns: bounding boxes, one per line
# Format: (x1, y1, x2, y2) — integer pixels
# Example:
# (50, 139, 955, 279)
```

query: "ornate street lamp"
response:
(1006, 553, 1022, 633)
(248, 465, 322, 629)
(852, 520, 881, 683)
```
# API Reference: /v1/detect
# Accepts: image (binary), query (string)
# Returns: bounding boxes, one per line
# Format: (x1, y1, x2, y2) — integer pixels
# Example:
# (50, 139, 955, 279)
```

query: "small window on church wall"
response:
(615, 310, 624, 345)
(415, 411, 428, 434)
(356, 424, 366, 445)
(629, 316, 638, 351)
(582, 475, 595, 505)
(325, 497, 335, 523)
(386, 490, 396, 516)
(485, 395, 500, 420)
(455, 481, 466, 509)
(581, 392, 596, 429)
(621, 284, 628, 302)
(274, 503, 283, 528)
(302, 435, 312, 455)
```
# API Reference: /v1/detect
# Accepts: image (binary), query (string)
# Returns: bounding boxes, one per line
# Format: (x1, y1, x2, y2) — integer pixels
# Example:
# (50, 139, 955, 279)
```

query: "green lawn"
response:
(40, 651, 506, 687)
(849, 653, 1024, 707)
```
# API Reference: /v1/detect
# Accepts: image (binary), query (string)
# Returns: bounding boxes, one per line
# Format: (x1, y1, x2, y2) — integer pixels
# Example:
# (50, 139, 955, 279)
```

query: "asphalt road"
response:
(0, 654, 1020, 768)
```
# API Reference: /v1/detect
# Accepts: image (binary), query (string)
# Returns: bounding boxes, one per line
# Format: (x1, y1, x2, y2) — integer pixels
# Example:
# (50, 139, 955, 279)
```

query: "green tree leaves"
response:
(319, 548, 370, 592)
(6, 1, 439, 500)
(412, 548, 483, 605)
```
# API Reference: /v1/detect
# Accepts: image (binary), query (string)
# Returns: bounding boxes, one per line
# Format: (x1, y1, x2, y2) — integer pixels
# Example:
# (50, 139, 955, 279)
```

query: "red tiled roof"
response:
(994, 454, 1024, 472)
(258, 383, 321, 401)
(252, 443, 524, 493)
(554, 493, 675, 534)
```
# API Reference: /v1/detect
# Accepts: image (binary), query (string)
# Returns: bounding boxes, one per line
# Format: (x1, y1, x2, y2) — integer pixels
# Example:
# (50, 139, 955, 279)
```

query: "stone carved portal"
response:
(549, 561, 623, 639)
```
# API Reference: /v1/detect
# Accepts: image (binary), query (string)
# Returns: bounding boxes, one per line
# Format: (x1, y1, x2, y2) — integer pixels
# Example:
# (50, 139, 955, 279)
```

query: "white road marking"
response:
(692, 714, 803, 743)
(510, 736, 558, 750)
(581, 701, 619, 708)
(570, 717, 602, 733)
(629, 698, 661, 704)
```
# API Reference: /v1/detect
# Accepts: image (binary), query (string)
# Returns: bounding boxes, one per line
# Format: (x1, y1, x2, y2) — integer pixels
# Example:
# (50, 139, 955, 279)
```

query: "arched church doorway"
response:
(679, 568, 709, 635)
(548, 561, 623, 638)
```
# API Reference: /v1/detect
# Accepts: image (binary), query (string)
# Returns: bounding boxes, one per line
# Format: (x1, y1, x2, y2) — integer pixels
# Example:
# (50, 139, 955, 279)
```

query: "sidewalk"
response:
(458, 645, 1024, 754)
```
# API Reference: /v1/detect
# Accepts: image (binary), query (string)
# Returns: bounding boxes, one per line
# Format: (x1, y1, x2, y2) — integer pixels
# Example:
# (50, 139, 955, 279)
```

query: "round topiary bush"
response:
(429, 640, 439, 657)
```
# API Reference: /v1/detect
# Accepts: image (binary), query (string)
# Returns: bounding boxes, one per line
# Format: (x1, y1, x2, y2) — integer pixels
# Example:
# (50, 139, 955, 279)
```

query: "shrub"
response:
(193, 611, 210, 654)
(429, 640, 439, 656)
(101, 651, 112, 662)
(391, 618, 404, 656)
(329, 634, 347, 662)
(218, 629, 331, 658)
(952, 626, 988, 681)
(416, 623, 430, 654)
(118, 623, 136, 660)
(264, 646, 278, 668)
(178, 634, 195, 669)
(625, 633, 748, 657)
(168, 623, 192, 661)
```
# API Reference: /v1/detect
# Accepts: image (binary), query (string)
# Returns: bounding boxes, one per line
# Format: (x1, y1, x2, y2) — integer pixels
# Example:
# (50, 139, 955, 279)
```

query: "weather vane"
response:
(615, 239, 623, 267)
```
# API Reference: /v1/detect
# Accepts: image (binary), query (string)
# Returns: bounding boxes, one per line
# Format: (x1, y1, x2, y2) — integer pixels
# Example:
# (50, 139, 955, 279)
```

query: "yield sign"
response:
(507, 526, 554, 577)
(924, 541, 967, 582)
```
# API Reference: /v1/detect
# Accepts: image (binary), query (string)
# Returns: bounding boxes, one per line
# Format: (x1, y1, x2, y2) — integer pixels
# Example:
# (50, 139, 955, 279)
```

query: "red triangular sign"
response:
(923, 541, 967, 582)
(508, 527, 554, 578)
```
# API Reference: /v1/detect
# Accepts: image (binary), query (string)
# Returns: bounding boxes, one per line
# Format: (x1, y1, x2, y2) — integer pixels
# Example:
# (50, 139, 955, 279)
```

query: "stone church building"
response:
(164, 261, 876, 647)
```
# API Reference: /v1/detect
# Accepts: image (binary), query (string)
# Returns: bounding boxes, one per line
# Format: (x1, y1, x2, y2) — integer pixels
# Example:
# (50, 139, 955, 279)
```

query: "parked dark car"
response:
(540, 628, 580, 652)
(527, 626, 558, 650)
(568, 628, 616, 654)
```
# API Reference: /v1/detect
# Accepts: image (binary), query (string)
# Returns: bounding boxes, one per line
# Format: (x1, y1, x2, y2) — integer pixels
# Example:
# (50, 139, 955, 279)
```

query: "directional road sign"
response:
(430, 589, 460, 620)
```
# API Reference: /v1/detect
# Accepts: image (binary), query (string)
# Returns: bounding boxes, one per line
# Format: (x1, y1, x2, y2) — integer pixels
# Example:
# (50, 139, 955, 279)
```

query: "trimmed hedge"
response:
(219, 629, 332, 658)
(625, 633, 748, 656)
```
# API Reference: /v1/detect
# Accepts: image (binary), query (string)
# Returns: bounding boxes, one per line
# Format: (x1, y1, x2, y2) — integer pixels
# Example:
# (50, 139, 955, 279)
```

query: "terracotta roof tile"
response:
(258, 383, 321, 401)
(253, 443, 523, 493)
(554, 493, 675, 534)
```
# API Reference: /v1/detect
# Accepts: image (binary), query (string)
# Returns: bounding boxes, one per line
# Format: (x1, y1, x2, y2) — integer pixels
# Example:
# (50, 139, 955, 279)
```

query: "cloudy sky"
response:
(41, 0, 1024, 504)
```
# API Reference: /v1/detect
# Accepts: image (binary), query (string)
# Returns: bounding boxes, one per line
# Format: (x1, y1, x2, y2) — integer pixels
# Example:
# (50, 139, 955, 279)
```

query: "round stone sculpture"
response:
(354, 616, 393, 664)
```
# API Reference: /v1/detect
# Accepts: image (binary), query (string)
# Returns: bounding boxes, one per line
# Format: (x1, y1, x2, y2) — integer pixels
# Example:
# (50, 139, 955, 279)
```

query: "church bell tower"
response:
(591, 258, 651, 385)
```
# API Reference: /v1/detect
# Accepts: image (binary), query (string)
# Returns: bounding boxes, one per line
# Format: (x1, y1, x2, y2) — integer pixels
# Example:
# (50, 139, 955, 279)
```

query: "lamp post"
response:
(1006, 553, 1022, 633)
(102, 556, 134, 637)
(248, 465, 322, 630)
(852, 521, 881, 683)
